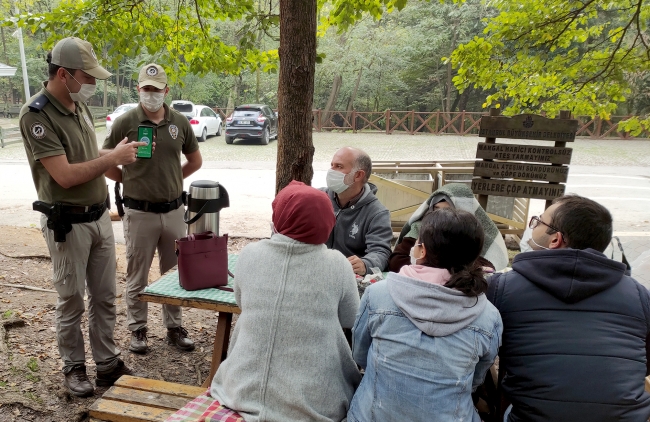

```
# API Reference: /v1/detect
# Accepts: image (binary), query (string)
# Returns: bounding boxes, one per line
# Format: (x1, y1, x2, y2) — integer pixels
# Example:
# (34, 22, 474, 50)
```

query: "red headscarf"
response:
(272, 180, 336, 245)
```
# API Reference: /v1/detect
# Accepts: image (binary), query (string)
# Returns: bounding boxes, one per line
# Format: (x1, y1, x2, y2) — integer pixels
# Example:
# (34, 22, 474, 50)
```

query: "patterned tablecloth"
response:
(143, 254, 238, 306)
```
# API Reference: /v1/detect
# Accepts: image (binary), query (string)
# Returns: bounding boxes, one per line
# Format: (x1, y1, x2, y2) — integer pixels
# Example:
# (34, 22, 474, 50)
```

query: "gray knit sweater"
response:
(210, 234, 362, 422)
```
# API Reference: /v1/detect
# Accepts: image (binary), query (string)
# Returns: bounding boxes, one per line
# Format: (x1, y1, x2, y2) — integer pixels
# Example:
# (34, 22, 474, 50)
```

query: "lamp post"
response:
(12, 26, 30, 102)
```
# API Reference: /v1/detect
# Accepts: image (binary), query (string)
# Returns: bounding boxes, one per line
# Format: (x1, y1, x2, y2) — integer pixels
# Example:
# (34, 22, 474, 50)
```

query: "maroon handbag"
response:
(175, 231, 230, 291)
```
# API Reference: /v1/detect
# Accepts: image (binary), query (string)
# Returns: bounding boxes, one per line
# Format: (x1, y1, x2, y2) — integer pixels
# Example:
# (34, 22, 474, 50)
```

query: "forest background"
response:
(3, 0, 650, 132)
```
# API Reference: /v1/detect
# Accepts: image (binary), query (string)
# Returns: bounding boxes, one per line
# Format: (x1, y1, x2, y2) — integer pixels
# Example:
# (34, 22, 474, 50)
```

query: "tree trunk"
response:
(226, 75, 241, 114)
(458, 86, 473, 112)
(320, 74, 342, 128)
(444, 24, 458, 112)
(276, 0, 316, 194)
(346, 68, 363, 112)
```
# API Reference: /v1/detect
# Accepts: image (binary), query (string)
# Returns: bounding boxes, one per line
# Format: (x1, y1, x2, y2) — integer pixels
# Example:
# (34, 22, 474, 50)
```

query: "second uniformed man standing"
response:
(103, 64, 203, 354)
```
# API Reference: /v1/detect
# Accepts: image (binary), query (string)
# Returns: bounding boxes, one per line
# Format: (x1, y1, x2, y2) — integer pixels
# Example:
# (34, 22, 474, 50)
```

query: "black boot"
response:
(63, 365, 94, 397)
(129, 327, 148, 354)
(166, 326, 195, 351)
(95, 359, 135, 387)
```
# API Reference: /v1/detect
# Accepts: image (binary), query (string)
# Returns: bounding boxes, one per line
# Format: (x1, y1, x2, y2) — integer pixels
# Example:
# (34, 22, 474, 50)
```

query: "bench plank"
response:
(102, 386, 193, 410)
(115, 375, 205, 398)
(89, 400, 173, 422)
(645, 376, 650, 393)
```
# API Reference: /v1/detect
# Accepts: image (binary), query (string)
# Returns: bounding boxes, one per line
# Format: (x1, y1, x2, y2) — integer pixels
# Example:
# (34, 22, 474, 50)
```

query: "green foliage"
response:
(449, 0, 650, 129)
(26, 357, 39, 373)
(4, 0, 279, 85)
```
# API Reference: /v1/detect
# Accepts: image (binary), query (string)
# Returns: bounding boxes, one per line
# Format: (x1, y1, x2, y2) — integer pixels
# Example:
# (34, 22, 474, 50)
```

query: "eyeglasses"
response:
(529, 215, 564, 240)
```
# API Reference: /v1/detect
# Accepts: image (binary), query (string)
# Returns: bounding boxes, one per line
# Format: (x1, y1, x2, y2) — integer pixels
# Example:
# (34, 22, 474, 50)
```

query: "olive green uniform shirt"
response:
(103, 104, 199, 203)
(20, 83, 107, 206)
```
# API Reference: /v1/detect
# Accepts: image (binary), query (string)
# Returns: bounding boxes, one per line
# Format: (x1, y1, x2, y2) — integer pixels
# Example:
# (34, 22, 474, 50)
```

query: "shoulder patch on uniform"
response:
(169, 124, 179, 139)
(30, 122, 46, 139)
(28, 94, 49, 112)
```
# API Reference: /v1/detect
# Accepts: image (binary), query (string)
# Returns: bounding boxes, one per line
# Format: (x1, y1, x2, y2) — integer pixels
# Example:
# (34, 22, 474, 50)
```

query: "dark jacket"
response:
(487, 248, 650, 422)
(321, 183, 393, 272)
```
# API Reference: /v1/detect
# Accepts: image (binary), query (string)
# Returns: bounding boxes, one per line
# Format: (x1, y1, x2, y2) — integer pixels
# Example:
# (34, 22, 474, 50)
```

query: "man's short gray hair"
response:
(353, 150, 372, 183)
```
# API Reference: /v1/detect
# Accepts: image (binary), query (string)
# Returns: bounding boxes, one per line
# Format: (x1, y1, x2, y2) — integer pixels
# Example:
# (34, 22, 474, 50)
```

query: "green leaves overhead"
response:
(4, 0, 278, 84)
(449, 0, 649, 125)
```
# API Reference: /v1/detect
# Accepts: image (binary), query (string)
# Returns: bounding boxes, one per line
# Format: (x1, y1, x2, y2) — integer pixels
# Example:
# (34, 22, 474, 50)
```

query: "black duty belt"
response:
(33, 199, 108, 243)
(123, 195, 184, 214)
(58, 202, 107, 223)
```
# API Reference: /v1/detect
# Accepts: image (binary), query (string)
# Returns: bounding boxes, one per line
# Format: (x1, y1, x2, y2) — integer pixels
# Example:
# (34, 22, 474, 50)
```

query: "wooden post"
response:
(386, 109, 391, 134)
(410, 109, 415, 135)
(435, 111, 440, 134)
(316, 109, 321, 132)
(460, 110, 466, 134)
(545, 109, 571, 209)
(352, 109, 357, 133)
(477, 107, 501, 209)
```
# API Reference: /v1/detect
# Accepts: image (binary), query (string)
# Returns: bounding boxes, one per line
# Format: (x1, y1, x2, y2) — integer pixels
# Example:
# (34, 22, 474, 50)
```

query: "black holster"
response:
(114, 182, 125, 218)
(33, 201, 72, 243)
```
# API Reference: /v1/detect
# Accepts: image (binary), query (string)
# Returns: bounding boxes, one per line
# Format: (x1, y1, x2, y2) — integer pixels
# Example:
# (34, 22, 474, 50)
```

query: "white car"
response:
(105, 103, 138, 131)
(188, 105, 223, 142)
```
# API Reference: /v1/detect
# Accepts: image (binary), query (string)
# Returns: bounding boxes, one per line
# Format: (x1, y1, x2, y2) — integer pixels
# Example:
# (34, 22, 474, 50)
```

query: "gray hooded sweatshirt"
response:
(388, 273, 488, 336)
(322, 183, 393, 272)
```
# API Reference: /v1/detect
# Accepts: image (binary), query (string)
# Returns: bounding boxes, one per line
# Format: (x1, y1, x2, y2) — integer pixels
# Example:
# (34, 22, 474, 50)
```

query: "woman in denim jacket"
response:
(348, 208, 503, 422)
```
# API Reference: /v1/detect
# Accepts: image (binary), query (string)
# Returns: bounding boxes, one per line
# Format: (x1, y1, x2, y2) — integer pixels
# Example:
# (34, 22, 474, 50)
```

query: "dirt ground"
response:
(0, 225, 259, 422)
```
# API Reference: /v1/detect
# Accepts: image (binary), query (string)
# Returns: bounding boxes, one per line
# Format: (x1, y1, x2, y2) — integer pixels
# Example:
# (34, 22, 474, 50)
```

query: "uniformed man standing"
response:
(103, 64, 202, 354)
(20, 37, 140, 397)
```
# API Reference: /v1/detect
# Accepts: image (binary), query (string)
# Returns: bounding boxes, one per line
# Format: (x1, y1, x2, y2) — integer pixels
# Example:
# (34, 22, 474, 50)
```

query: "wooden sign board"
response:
(479, 114, 579, 142)
(476, 142, 572, 164)
(471, 179, 566, 200)
(473, 161, 569, 183)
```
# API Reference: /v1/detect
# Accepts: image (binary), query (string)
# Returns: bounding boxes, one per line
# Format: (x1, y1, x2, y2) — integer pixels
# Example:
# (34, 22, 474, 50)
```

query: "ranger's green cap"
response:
(138, 64, 167, 89)
(51, 37, 111, 80)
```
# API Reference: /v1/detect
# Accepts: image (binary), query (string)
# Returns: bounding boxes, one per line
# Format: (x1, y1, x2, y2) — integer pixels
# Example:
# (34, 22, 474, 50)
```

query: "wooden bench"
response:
(0, 126, 21, 148)
(89, 375, 205, 422)
(646, 375, 650, 393)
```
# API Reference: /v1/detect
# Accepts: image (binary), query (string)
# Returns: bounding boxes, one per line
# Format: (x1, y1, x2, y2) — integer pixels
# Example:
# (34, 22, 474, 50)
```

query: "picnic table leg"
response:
(202, 312, 233, 389)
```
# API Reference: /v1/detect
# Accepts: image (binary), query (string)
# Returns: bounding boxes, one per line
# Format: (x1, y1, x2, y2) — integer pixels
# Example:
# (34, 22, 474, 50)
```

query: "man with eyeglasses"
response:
(487, 194, 650, 421)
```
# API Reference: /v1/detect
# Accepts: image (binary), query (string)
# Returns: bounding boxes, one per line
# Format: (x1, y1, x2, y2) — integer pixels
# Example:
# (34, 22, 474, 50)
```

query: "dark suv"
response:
(225, 104, 278, 145)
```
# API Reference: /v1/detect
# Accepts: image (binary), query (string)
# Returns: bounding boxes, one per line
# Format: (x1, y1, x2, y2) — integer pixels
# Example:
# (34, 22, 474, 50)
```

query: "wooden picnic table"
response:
(138, 254, 240, 389)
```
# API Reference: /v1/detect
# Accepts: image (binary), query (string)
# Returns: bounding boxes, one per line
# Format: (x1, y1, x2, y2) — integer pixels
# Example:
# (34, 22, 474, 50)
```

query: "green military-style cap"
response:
(138, 64, 167, 89)
(51, 37, 111, 80)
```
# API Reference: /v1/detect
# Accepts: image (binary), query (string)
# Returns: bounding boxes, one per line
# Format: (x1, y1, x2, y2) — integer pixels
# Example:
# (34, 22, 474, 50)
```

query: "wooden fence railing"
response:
(212, 107, 647, 139)
(2, 103, 645, 139)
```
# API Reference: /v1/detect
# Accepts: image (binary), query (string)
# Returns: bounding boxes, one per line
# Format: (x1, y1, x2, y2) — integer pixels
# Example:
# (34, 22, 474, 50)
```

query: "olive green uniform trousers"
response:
(123, 206, 185, 331)
(41, 211, 120, 373)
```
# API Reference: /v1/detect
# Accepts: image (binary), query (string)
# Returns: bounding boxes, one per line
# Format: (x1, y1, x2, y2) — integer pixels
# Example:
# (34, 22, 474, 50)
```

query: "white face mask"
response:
(409, 245, 418, 265)
(140, 91, 165, 112)
(65, 71, 96, 103)
(528, 237, 550, 250)
(326, 168, 355, 194)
